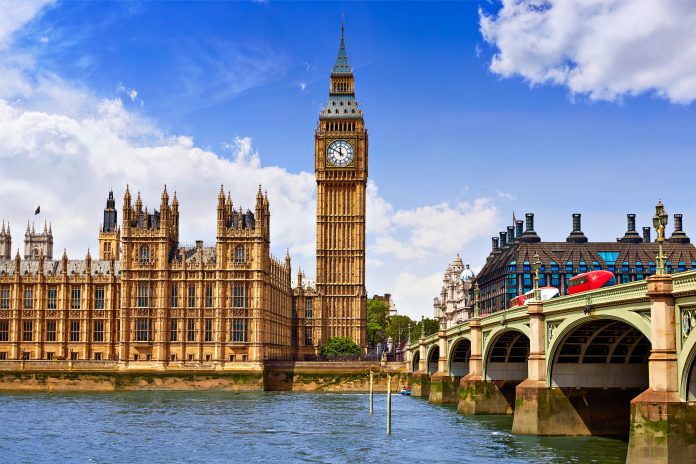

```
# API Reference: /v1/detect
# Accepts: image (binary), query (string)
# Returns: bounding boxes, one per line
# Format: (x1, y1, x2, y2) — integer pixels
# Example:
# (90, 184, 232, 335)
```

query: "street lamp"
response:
(653, 200, 669, 275)
(532, 253, 542, 301)
(473, 283, 480, 318)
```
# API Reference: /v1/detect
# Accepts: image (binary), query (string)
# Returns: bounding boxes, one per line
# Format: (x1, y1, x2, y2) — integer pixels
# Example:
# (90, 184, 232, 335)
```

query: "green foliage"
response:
(385, 315, 415, 344)
(367, 298, 390, 345)
(410, 318, 439, 342)
(320, 337, 362, 358)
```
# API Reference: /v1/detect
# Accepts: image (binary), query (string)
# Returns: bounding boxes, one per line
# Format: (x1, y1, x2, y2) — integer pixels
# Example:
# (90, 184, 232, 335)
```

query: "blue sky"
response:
(1, 1, 696, 318)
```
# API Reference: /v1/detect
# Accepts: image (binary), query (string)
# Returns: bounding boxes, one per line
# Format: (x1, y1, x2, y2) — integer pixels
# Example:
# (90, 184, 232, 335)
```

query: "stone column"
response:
(627, 275, 696, 463)
(410, 337, 430, 398)
(457, 317, 508, 414)
(429, 325, 457, 404)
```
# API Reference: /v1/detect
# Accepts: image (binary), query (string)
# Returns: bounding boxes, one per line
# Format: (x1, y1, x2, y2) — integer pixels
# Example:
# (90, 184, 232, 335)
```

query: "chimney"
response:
(507, 225, 515, 242)
(668, 213, 690, 243)
(619, 213, 642, 243)
(643, 227, 651, 243)
(566, 213, 588, 243)
(515, 220, 524, 239)
(525, 213, 534, 233)
(491, 237, 499, 252)
(499, 231, 507, 247)
(518, 213, 541, 243)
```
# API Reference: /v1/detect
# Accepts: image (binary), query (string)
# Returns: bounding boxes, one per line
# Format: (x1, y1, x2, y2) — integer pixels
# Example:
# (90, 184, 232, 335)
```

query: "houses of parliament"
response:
(0, 28, 368, 365)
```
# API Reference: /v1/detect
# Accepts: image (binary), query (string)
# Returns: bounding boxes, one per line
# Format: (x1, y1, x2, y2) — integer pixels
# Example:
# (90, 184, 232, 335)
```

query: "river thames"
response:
(0, 391, 627, 463)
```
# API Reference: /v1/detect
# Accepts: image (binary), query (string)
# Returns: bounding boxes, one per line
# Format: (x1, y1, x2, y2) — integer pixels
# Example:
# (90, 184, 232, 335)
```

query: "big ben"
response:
(315, 23, 368, 350)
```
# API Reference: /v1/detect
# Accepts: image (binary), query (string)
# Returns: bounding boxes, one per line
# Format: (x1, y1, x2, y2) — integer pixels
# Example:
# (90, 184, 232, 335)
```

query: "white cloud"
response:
(0, 2, 505, 322)
(298, 81, 307, 92)
(0, 0, 53, 49)
(480, 0, 696, 103)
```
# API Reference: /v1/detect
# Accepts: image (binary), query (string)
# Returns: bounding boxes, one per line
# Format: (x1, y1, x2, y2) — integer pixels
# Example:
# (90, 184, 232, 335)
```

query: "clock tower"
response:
(315, 23, 368, 350)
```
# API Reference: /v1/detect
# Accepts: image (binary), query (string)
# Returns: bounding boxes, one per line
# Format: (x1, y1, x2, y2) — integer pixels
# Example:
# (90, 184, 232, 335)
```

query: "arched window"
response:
(139, 245, 150, 263)
(235, 245, 245, 264)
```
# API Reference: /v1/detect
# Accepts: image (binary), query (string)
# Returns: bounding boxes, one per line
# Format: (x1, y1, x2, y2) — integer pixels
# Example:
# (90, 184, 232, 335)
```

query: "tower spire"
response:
(332, 18, 351, 76)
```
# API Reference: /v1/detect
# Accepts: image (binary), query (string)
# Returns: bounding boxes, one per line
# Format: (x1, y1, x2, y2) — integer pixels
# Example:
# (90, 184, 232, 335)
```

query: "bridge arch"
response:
(411, 350, 420, 373)
(679, 323, 696, 401)
(426, 344, 439, 375)
(448, 335, 471, 376)
(546, 313, 651, 387)
(483, 326, 530, 382)
(546, 316, 651, 437)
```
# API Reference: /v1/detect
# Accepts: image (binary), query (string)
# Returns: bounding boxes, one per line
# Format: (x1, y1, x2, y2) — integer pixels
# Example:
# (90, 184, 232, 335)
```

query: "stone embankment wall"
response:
(0, 361, 408, 392)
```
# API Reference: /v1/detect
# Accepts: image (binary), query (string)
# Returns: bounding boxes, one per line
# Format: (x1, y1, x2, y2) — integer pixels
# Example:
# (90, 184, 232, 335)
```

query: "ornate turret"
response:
(100, 190, 121, 260)
(0, 221, 11, 260)
(24, 220, 53, 260)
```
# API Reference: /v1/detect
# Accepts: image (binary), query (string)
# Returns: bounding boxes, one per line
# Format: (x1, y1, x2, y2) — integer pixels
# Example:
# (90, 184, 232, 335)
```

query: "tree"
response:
(410, 318, 439, 342)
(320, 336, 362, 358)
(385, 314, 415, 345)
(367, 298, 390, 345)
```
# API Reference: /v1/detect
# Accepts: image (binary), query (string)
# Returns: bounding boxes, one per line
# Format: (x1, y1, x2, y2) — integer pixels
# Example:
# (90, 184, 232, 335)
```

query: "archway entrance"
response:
(449, 339, 470, 377)
(550, 319, 650, 437)
(412, 351, 420, 373)
(428, 346, 439, 375)
(485, 330, 529, 410)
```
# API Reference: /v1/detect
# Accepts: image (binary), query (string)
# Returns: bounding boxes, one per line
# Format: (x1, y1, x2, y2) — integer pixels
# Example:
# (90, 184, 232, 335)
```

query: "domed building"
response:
(433, 254, 474, 329)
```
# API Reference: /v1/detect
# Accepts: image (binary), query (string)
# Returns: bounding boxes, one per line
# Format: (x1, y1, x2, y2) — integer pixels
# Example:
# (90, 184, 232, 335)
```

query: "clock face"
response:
(327, 139, 354, 167)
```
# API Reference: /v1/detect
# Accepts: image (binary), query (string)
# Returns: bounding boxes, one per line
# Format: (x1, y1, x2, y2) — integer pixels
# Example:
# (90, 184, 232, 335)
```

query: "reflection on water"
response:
(0, 392, 627, 463)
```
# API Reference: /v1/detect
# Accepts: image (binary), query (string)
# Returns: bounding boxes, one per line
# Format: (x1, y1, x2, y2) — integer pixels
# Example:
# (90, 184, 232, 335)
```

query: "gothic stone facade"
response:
(0, 29, 368, 364)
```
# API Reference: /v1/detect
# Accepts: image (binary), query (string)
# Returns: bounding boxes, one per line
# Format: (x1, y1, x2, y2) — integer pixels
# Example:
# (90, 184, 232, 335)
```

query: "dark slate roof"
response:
(332, 27, 352, 75)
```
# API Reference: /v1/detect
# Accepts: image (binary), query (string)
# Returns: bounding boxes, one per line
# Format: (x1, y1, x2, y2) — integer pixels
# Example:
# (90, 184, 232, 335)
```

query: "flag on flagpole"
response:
(34, 206, 40, 215)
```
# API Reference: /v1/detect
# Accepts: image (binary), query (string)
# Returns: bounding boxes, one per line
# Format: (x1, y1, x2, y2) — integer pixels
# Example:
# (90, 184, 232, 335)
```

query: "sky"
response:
(1, 0, 696, 320)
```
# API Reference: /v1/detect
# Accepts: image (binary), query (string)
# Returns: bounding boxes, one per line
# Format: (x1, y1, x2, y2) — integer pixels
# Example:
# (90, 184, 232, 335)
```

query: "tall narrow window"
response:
(136, 283, 151, 308)
(24, 287, 34, 309)
(70, 320, 80, 342)
(135, 318, 151, 342)
(0, 320, 9, 341)
(304, 327, 313, 346)
(23, 320, 33, 342)
(187, 319, 196, 342)
(170, 320, 178, 342)
(204, 319, 213, 342)
(232, 319, 248, 343)
(139, 245, 150, 264)
(93, 320, 104, 342)
(305, 299, 313, 319)
(235, 245, 245, 264)
(47, 287, 57, 309)
(171, 284, 179, 308)
(95, 287, 105, 310)
(71, 287, 81, 309)
(188, 285, 196, 308)
(0, 287, 10, 309)
(46, 320, 56, 342)
(233, 285, 248, 308)
(205, 285, 213, 308)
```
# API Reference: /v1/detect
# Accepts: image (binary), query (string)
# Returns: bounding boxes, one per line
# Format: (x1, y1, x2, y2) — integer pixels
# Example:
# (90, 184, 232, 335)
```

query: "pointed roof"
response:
(332, 20, 352, 75)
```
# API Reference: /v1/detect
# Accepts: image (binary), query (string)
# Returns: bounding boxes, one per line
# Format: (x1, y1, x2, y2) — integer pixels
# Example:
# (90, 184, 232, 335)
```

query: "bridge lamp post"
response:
(653, 200, 669, 275)
(473, 283, 480, 318)
(532, 253, 542, 301)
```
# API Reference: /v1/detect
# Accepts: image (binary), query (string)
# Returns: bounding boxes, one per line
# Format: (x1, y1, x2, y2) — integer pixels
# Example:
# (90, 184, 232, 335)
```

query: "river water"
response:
(0, 392, 627, 463)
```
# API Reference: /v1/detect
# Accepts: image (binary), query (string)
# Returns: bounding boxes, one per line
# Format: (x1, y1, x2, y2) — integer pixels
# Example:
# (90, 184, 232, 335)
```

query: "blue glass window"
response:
(523, 261, 531, 272)
(667, 261, 672, 273)
(593, 261, 601, 271)
(539, 274, 547, 286)
(598, 251, 619, 264)
(678, 261, 685, 272)
(523, 273, 531, 289)
(579, 261, 587, 273)
(636, 261, 643, 273)
(508, 261, 517, 273)
(622, 261, 629, 273)
(565, 261, 573, 273)
(649, 261, 656, 273)
(608, 265, 615, 273)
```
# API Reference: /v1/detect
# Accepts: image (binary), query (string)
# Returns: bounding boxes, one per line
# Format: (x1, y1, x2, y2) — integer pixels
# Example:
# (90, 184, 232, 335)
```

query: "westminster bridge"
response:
(406, 272, 696, 463)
